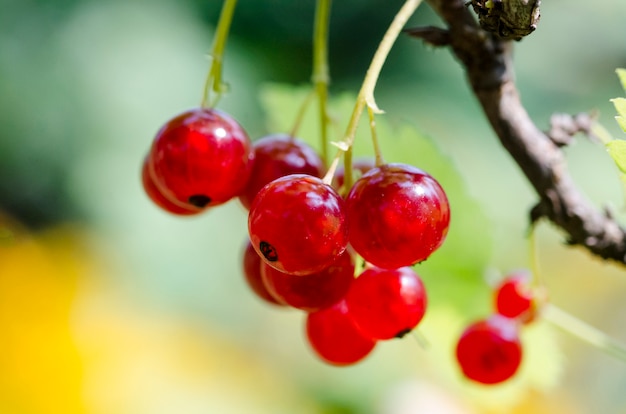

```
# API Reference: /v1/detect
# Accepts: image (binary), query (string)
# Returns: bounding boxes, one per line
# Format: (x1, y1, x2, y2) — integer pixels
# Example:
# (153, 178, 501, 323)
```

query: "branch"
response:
(546, 112, 598, 147)
(415, 0, 626, 265)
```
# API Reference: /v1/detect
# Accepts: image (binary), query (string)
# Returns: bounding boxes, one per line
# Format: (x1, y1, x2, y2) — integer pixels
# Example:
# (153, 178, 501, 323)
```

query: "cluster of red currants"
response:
(455, 270, 540, 385)
(141, 106, 451, 366)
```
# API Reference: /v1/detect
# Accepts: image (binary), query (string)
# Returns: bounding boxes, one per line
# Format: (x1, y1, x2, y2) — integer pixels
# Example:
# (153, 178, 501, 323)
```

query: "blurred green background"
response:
(1, 0, 626, 413)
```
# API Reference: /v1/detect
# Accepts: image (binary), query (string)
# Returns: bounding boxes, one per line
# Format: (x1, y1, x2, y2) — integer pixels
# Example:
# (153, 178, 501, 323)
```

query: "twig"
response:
(416, 0, 626, 265)
(547, 112, 598, 147)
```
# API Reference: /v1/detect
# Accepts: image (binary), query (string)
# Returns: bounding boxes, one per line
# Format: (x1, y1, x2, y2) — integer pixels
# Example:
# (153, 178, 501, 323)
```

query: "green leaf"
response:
(611, 97, 626, 120)
(606, 140, 626, 174)
(605, 140, 626, 205)
(617, 116, 626, 133)
(617, 68, 626, 92)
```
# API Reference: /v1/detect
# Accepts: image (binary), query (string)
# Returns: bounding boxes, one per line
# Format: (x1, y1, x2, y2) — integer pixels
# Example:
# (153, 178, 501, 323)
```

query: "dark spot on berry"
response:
(188, 194, 211, 207)
(480, 345, 508, 372)
(395, 328, 412, 339)
(259, 241, 278, 262)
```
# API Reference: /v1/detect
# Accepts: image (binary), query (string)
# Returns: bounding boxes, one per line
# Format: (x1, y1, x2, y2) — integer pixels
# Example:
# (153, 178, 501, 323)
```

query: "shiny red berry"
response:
(261, 249, 354, 312)
(345, 266, 427, 340)
(148, 108, 254, 208)
(242, 241, 285, 306)
(455, 315, 522, 385)
(346, 163, 450, 269)
(495, 270, 537, 323)
(141, 157, 200, 215)
(248, 174, 349, 276)
(306, 299, 377, 366)
(239, 134, 325, 209)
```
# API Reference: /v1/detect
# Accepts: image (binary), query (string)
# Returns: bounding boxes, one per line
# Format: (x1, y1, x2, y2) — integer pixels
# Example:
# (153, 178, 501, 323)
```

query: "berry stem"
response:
(411, 329, 430, 350)
(526, 223, 551, 309)
(201, 0, 238, 108)
(289, 89, 317, 138)
(543, 303, 626, 363)
(322, 0, 422, 184)
(342, 146, 354, 189)
(313, 0, 332, 165)
(367, 106, 384, 166)
(527, 223, 546, 290)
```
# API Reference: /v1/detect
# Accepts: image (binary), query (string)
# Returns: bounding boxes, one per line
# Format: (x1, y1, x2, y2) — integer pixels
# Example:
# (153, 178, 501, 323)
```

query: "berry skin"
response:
(495, 270, 537, 323)
(242, 241, 285, 306)
(306, 299, 377, 366)
(261, 249, 354, 312)
(345, 266, 427, 340)
(248, 174, 349, 276)
(148, 108, 254, 208)
(239, 134, 325, 210)
(455, 315, 522, 385)
(345, 163, 450, 269)
(141, 157, 200, 215)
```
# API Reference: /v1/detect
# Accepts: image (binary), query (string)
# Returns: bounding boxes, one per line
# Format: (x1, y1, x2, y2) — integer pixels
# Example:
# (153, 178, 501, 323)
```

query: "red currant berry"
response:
(455, 315, 522, 385)
(248, 174, 349, 276)
(242, 241, 285, 306)
(495, 270, 537, 323)
(261, 249, 354, 312)
(239, 134, 325, 210)
(141, 157, 200, 215)
(346, 163, 450, 269)
(345, 266, 427, 340)
(306, 299, 377, 366)
(148, 108, 254, 208)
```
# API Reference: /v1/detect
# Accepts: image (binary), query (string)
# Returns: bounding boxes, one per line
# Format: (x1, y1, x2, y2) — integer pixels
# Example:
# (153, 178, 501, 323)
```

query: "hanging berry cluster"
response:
(140, 0, 626, 384)
(247, 159, 450, 365)
(139, 0, 451, 366)
(141, 107, 451, 365)
(455, 270, 540, 384)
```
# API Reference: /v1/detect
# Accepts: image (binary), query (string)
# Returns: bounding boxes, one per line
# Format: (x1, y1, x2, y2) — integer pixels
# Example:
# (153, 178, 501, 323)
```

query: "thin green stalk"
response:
(313, 0, 332, 165)
(201, 0, 238, 108)
(411, 329, 430, 350)
(367, 106, 384, 166)
(289, 89, 317, 138)
(322, 0, 422, 184)
(527, 223, 546, 290)
(528, 229, 625, 362)
(544, 304, 626, 362)
(343, 147, 353, 191)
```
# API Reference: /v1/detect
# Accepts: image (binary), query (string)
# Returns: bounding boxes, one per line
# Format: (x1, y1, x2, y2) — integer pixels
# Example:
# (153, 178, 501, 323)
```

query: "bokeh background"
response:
(1, 0, 626, 413)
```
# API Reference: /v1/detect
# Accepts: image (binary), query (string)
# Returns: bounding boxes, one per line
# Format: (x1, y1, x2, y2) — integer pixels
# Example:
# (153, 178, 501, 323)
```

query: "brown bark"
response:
(409, 0, 626, 264)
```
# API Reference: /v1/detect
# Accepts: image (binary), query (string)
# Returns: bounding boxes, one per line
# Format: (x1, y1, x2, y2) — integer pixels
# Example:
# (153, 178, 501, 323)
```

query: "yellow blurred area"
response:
(0, 218, 84, 413)
(0, 217, 320, 414)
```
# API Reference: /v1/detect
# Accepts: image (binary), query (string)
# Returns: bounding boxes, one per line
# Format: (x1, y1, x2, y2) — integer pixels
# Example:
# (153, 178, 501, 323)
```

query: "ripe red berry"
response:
(494, 270, 537, 323)
(345, 163, 450, 269)
(239, 134, 325, 210)
(242, 241, 285, 306)
(261, 249, 354, 312)
(345, 266, 427, 340)
(306, 299, 377, 366)
(148, 108, 254, 208)
(248, 174, 349, 276)
(455, 315, 522, 385)
(141, 157, 200, 215)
